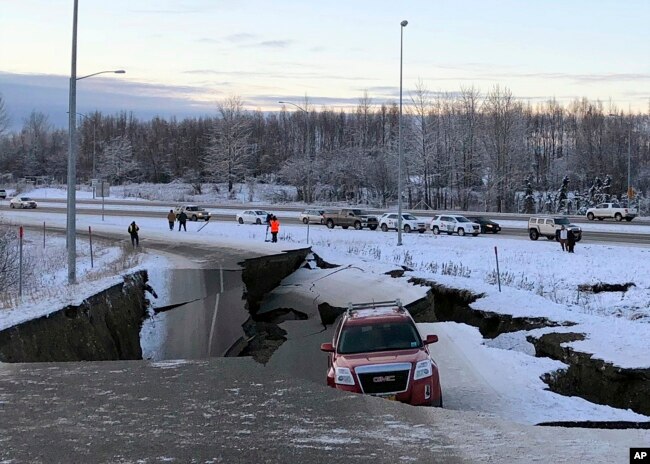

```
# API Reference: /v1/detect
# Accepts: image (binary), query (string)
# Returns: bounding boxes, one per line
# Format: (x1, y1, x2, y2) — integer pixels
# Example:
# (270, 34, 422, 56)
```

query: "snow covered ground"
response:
(2, 187, 650, 424)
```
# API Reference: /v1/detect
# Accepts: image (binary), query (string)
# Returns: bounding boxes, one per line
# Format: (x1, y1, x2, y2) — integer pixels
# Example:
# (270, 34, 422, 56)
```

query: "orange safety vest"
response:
(270, 219, 280, 233)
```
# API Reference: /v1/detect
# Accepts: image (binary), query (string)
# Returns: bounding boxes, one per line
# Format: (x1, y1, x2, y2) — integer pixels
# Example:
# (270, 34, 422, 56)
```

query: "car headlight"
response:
(334, 367, 355, 386)
(414, 360, 433, 380)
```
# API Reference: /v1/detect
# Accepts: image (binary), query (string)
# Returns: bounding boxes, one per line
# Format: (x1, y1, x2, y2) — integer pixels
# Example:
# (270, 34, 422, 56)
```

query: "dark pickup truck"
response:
(323, 208, 379, 230)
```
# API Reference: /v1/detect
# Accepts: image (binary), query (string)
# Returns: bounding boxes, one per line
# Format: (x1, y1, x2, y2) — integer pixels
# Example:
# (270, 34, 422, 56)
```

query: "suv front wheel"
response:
(380, 223, 388, 232)
(587, 212, 595, 220)
(326, 219, 335, 229)
(529, 229, 539, 240)
(431, 226, 440, 235)
(457, 228, 465, 236)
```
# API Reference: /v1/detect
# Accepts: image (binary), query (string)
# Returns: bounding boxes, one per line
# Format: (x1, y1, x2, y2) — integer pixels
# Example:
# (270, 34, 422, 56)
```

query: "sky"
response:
(1, 0, 649, 130)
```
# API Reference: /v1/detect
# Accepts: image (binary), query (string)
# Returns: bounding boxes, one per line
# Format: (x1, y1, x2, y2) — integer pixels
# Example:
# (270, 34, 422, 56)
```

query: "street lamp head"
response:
(401, 20, 408, 27)
(114, 70, 126, 74)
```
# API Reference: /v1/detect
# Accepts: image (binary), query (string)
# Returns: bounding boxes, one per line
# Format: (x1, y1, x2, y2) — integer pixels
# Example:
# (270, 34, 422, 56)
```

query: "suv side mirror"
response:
(320, 342, 335, 352)
(424, 334, 438, 345)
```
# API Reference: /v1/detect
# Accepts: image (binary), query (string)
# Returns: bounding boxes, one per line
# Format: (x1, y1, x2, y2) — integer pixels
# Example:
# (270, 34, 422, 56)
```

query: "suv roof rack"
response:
(346, 299, 403, 315)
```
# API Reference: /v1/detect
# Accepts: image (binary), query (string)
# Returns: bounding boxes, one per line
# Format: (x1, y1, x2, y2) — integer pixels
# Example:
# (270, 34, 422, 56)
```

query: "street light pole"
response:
(66, 0, 125, 285)
(278, 100, 311, 204)
(397, 20, 408, 247)
(627, 124, 632, 201)
(67, 0, 79, 284)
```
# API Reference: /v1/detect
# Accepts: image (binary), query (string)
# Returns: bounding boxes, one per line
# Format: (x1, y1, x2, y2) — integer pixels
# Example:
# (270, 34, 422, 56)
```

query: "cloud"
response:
(225, 33, 257, 43)
(181, 69, 378, 81)
(257, 40, 293, 48)
(0, 72, 216, 130)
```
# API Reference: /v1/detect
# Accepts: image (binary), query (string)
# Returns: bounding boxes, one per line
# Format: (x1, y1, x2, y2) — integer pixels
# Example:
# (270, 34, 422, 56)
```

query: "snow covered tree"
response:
(98, 136, 141, 184)
(204, 96, 252, 192)
(523, 174, 535, 213)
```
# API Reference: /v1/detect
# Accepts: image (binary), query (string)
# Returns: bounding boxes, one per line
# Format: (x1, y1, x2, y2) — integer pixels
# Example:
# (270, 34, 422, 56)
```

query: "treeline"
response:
(0, 87, 648, 211)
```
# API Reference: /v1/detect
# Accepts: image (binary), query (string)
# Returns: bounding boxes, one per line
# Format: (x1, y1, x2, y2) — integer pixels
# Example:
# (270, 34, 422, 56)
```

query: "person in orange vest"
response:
(270, 215, 280, 243)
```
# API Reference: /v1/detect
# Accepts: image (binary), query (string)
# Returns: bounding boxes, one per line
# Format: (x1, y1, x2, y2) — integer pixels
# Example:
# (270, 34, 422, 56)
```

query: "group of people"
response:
(558, 225, 577, 253)
(127, 210, 282, 248)
(167, 209, 187, 231)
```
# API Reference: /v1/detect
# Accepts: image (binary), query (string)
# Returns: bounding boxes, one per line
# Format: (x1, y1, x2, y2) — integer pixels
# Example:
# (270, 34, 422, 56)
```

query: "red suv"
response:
(320, 300, 442, 407)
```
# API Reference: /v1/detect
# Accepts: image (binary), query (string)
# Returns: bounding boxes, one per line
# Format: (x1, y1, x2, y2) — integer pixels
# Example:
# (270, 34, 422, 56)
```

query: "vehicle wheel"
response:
(320, 218, 325, 225)
(472, 232, 479, 237)
(403, 225, 411, 233)
(625, 217, 633, 222)
(432, 226, 440, 235)
(354, 221, 362, 230)
(326, 219, 335, 229)
(492, 229, 498, 234)
(302, 217, 308, 224)
(576, 235, 582, 242)
(238, 217, 244, 224)
(587, 212, 595, 220)
(546, 235, 555, 241)
(615, 213, 623, 222)
(369, 225, 377, 230)
(457, 228, 465, 236)
(10, 203, 14, 209)
(191, 215, 198, 221)
(381, 224, 388, 232)
(256, 218, 262, 225)
(418, 229, 425, 234)
(342, 226, 349, 229)
(529, 229, 539, 240)
(597, 217, 604, 221)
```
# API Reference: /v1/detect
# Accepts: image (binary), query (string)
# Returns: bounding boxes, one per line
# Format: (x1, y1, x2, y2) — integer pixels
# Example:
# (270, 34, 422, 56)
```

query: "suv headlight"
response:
(414, 360, 433, 380)
(335, 367, 355, 386)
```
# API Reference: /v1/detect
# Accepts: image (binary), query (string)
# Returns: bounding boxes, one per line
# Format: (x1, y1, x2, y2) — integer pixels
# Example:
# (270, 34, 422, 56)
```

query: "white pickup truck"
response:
(173, 205, 211, 221)
(586, 203, 638, 222)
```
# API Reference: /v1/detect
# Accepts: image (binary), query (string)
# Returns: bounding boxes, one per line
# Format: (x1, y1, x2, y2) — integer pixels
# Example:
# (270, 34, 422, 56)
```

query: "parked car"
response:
(586, 203, 638, 222)
(429, 215, 480, 236)
(320, 300, 442, 407)
(173, 205, 211, 221)
(379, 213, 427, 233)
(466, 216, 501, 234)
(528, 216, 582, 241)
(236, 210, 271, 225)
(9, 196, 37, 209)
(299, 209, 325, 224)
(0, 189, 6, 199)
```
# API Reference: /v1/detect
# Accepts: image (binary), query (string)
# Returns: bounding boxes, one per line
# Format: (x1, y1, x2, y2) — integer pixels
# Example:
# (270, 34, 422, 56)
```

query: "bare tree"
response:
(204, 96, 251, 193)
(0, 93, 9, 137)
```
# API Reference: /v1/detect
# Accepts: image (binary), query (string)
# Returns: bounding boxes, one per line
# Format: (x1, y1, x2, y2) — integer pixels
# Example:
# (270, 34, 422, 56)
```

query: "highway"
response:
(6, 200, 650, 245)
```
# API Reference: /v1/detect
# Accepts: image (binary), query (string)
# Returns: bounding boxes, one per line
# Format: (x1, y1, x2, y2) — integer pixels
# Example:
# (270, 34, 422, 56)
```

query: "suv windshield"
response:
(337, 322, 422, 354)
(403, 214, 417, 220)
(350, 209, 363, 215)
(455, 216, 470, 222)
(186, 206, 199, 211)
(554, 218, 570, 225)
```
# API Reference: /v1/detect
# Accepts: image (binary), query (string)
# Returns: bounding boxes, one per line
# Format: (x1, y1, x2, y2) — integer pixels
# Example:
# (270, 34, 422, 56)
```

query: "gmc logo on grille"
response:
(373, 375, 396, 383)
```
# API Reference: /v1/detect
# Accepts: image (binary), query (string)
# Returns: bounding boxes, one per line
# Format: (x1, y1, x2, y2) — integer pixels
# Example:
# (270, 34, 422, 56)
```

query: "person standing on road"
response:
(178, 211, 188, 231)
(567, 228, 576, 253)
(167, 209, 176, 231)
(559, 225, 568, 252)
(270, 215, 280, 243)
(128, 221, 140, 248)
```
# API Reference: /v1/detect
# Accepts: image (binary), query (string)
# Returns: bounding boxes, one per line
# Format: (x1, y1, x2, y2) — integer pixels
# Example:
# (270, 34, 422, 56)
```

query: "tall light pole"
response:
(397, 19, 408, 246)
(67, 0, 125, 284)
(278, 100, 311, 203)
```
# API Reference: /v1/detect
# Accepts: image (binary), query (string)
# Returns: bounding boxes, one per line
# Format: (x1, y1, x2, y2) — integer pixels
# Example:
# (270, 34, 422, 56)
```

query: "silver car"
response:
(299, 209, 325, 224)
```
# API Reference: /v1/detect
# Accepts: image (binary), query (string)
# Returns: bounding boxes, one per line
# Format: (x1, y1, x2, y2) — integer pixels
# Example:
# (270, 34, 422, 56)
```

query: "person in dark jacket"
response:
(567, 229, 576, 253)
(178, 211, 188, 231)
(167, 209, 176, 231)
(128, 221, 139, 247)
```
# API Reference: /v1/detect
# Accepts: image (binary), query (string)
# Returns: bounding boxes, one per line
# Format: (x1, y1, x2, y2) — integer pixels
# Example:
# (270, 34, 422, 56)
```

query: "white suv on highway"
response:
(430, 215, 480, 236)
(379, 213, 427, 233)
